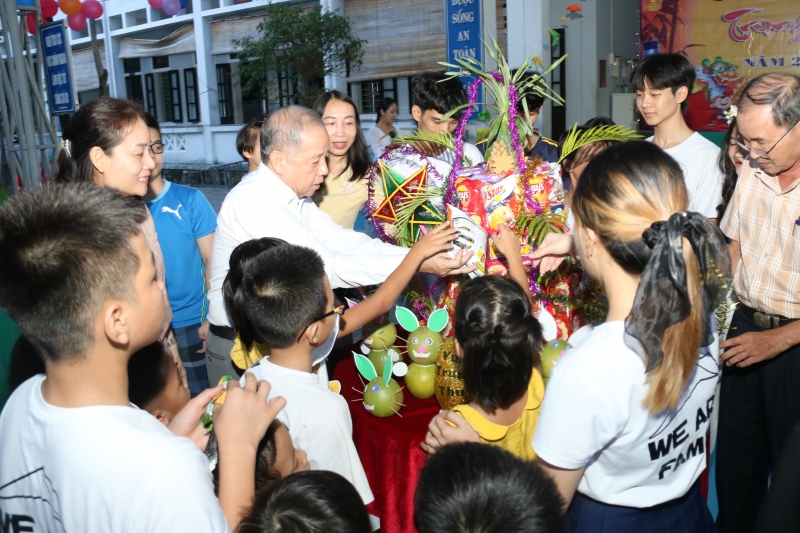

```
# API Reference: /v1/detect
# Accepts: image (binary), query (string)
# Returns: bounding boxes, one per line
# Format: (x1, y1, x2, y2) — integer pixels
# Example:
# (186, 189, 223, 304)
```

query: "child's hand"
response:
(421, 410, 481, 455)
(490, 224, 521, 259)
(529, 233, 573, 273)
(214, 373, 286, 454)
(410, 222, 460, 261)
(169, 385, 223, 450)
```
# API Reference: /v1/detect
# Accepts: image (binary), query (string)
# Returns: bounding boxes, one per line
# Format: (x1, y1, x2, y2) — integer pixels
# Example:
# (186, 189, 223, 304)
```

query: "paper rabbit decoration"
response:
(354, 352, 405, 418)
(395, 306, 449, 399)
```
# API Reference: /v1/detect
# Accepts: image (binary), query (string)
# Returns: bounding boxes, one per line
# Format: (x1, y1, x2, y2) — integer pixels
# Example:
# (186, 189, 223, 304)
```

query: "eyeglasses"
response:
(149, 142, 164, 155)
(296, 305, 344, 342)
(736, 121, 797, 160)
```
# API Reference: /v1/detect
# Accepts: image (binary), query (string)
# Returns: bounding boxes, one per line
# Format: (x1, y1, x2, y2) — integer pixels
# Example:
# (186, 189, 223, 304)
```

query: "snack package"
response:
(447, 204, 488, 278)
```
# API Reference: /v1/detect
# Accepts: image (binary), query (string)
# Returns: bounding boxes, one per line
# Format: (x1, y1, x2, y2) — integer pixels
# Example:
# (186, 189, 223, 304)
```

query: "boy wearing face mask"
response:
(227, 224, 458, 504)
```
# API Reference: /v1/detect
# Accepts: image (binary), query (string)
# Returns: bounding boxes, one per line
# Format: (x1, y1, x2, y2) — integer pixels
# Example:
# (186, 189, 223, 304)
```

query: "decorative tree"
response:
(234, 4, 365, 107)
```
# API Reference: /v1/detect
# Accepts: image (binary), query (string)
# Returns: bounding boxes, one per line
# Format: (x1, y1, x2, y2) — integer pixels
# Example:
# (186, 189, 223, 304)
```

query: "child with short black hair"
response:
(236, 118, 264, 172)
(0, 182, 284, 532)
(238, 471, 372, 533)
(414, 443, 566, 533)
(127, 341, 190, 425)
(631, 53, 722, 220)
(230, 223, 459, 504)
(514, 71, 558, 163)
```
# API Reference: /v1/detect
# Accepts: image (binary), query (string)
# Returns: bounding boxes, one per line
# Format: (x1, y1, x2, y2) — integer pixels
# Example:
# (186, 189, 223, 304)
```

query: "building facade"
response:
(56, 0, 638, 166)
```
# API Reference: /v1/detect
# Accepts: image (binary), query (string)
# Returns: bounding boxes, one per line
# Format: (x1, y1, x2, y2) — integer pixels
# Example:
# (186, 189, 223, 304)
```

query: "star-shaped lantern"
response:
(373, 160, 444, 244)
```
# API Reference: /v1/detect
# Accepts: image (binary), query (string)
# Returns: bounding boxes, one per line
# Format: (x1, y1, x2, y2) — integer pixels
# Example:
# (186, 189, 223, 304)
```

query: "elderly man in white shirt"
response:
(205, 106, 473, 382)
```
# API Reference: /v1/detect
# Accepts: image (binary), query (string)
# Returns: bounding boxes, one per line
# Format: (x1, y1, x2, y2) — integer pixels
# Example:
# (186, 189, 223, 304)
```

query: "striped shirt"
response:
(720, 158, 800, 318)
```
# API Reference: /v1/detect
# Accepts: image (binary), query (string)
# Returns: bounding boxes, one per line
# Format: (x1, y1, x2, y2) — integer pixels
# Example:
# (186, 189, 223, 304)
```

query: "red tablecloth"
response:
(334, 353, 440, 533)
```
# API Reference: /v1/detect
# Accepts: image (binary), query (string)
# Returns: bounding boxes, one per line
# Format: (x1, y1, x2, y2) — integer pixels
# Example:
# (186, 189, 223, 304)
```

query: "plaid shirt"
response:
(721, 158, 800, 318)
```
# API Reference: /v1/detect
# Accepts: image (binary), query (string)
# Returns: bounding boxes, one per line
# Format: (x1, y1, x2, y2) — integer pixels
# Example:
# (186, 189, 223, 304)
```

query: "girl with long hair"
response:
(367, 97, 398, 160)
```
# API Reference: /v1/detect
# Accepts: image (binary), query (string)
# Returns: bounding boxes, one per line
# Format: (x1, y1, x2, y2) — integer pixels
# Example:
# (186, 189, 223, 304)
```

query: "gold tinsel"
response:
(435, 337, 471, 410)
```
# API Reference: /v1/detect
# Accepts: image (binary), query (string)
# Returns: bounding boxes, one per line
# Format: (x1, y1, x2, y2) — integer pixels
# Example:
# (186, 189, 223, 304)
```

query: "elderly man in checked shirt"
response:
(716, 74, 800, 533)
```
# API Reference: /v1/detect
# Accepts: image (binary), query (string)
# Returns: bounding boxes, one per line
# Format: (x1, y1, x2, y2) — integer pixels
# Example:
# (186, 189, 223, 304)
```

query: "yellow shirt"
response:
(452, 370, 545, 460)
(230, 333, 270, 370)
(313, 167, 369, 230)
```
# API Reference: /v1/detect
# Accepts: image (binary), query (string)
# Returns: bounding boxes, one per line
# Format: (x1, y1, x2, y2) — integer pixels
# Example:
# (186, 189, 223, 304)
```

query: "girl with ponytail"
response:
(531, 141, 731, 533)
(443, 274, 545, 460)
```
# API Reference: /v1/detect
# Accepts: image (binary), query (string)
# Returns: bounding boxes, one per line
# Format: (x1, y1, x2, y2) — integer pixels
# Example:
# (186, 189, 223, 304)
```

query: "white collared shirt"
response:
(208, 163, 408, 326)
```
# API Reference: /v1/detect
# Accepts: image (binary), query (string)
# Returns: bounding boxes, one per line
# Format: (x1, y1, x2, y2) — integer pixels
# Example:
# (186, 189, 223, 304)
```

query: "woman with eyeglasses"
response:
(142, 113, 218, 397)
(53, 96, 185, 383)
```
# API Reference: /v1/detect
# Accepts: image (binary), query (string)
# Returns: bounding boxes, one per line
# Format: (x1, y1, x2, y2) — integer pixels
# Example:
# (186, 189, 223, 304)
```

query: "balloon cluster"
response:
(27, 0, 104, 34)
(147, 0, 189, 17)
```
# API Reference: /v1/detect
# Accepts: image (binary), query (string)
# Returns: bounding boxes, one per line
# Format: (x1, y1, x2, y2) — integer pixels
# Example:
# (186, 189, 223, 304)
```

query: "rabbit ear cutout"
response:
(354, 353, 377, 381)
(567, 325, 593, 347)
(382, 356, 393, 386)
(345, 297, 360, 309)
(427, 308, 449, 333)
(395, 306, 421, 333)
(538, 309, 558, 342)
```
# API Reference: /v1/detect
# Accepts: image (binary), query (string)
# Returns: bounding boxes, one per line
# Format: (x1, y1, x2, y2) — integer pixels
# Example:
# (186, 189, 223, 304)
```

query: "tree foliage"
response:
(234, 4, 365, 107)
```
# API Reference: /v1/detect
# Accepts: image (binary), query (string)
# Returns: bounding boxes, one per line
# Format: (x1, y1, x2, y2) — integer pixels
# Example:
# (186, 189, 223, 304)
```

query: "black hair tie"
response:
(625, 211, 731, 372)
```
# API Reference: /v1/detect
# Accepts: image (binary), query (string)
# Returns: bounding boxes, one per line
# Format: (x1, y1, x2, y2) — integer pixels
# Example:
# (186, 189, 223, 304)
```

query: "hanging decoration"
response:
(81, 0, 103, 20)
(67, 12, 87, 31)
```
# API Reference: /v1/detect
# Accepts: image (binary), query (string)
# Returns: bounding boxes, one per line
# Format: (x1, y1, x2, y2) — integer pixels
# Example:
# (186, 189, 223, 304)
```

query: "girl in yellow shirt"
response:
(449, 274, 545, 460)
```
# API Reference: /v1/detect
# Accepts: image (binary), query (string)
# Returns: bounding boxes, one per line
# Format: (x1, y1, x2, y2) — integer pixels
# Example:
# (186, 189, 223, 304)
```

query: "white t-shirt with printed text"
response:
(244, 359, 374, 505)
(648, 132, 723, 219)
(532, 321, 719, 507)
(0, 375, 229, 533)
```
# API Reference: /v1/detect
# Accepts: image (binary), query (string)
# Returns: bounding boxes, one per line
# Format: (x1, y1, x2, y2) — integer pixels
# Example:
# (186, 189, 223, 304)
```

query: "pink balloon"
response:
(162, 0, 180, 16)
(27, 13, 37, 35)
(67, 12, 87, 31)
(41, 0, 59, 18)
(148, 0, 163, 9)
(81, 0, 103, 19)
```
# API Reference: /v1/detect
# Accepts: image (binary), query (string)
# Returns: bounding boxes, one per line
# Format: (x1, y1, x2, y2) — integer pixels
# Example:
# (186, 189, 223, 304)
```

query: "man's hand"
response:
(720, 329, 792, 368)
(529, 233, 573, 273)
(168, 385, 223, 450)
(419, 248, 477, 277)
(421, 410, 480, 454)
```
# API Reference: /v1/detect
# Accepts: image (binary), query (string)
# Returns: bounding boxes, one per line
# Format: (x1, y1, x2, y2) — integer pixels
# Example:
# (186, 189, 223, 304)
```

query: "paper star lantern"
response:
(373, 161, 444, 244)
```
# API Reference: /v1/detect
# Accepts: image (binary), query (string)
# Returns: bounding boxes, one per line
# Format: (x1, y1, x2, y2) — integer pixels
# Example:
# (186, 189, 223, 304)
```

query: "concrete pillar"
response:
(192, 4, 217, 164)
(323, 0, 346, 92)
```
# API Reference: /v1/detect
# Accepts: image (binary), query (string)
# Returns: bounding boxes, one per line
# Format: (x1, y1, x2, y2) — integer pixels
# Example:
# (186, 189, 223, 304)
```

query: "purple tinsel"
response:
(445, 78, 482, 206)
(507, 83, 527, 174)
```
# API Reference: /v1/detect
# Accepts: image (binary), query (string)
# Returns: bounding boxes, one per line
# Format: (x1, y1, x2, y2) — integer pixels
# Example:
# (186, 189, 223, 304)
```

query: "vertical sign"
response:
(40, 21, 77, 115)
(445, 0, 483, 111)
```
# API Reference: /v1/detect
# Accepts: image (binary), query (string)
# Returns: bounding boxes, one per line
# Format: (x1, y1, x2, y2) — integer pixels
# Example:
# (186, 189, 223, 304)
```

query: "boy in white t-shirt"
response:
(409, 71, 484, 179)
(0, 183, 284, 533)
(632, 53, 723, 220)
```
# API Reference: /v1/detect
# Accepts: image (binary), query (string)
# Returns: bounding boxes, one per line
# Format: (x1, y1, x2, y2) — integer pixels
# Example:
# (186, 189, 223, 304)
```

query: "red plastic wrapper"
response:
(454, 178, 488, 228)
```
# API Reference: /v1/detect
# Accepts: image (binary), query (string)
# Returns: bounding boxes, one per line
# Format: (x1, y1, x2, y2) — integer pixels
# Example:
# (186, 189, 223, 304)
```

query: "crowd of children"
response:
(1, 53, 798, 533)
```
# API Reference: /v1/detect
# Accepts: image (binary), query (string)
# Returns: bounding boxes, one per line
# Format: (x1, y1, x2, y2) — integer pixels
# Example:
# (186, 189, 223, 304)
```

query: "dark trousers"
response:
(569, 481, 714, 533)
(716, 309, 800, 533)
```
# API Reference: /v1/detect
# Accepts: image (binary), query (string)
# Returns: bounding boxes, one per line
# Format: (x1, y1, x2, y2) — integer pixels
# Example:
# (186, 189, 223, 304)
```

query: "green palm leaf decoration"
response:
(393, 130, 455, 151)
(516, 210, 566, 247)
(391, 184, 445, 248)
(437, 35, 567, 157)
(558, 124, 644, 163)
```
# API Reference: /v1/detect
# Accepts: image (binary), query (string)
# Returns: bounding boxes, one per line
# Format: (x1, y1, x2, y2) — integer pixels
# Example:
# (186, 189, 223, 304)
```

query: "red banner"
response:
(640, 0, 800, 132)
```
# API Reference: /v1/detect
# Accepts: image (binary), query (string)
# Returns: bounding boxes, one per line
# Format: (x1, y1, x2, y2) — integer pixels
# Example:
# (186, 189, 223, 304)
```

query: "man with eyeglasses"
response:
(717, 73, 800, 533)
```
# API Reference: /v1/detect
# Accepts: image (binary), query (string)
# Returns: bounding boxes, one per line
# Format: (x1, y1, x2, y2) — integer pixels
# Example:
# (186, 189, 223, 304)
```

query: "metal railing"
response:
(161, 160, 249, 188)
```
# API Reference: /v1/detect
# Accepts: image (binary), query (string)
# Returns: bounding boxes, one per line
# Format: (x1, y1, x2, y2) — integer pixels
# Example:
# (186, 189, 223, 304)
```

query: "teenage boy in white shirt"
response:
(632, 53, 723, 221)
(0, 183, 284, 533)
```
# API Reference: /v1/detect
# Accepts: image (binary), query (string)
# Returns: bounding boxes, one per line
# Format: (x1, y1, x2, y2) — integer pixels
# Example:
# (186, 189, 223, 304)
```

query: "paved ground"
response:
(194, 186, 230, 213)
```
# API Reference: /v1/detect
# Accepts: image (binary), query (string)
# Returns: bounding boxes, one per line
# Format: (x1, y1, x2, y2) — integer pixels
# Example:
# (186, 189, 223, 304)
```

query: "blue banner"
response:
(40, 21, 76, 115)
(445, 0, 484, 113)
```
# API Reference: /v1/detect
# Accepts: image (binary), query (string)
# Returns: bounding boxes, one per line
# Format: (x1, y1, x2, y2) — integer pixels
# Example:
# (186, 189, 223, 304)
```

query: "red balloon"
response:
(81, 0, 103, 19)
(27, 13, 37, 35)
(67, 12, 87, 31)
(148, 0, 163, 8)
(59, 0, 82, 16)
(41, 0, 59, 18)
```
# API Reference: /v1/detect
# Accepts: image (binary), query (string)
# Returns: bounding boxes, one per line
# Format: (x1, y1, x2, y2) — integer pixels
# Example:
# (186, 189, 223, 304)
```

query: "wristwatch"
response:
(165, 337, 178, 348)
